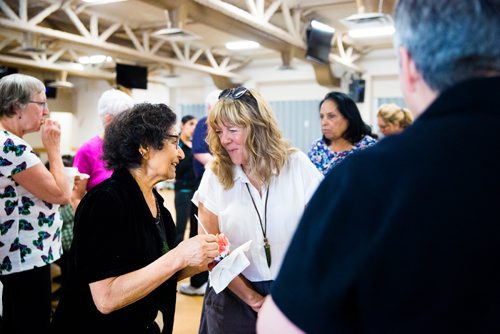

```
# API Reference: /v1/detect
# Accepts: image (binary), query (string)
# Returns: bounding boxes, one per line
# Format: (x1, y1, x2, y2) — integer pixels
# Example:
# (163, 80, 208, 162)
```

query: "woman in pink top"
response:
(71, 89, 134, 209)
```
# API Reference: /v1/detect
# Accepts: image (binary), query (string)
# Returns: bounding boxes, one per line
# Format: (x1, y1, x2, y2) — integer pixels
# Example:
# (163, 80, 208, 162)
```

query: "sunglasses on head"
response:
(218, 86, 249, 100)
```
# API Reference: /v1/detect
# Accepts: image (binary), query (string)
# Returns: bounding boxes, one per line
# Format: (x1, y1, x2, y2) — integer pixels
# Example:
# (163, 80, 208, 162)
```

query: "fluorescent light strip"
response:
(225, 41, 260, 50)
(82, 0, 126, 4)
(78, 55, 112, 65)
(311, 20, 335, 33)
(348, 26, 395, 39)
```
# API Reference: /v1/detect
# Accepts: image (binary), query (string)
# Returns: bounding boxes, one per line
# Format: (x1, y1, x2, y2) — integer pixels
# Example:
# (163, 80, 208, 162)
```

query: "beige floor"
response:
(154, 277, 203, 334)
(171, 280, 204, 334)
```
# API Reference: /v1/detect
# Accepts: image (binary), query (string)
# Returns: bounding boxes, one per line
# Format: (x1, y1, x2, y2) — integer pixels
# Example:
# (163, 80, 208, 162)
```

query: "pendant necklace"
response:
(154, 196, 170, 254)
(245, 183, 271, 267)
(154, 196, 161, 224)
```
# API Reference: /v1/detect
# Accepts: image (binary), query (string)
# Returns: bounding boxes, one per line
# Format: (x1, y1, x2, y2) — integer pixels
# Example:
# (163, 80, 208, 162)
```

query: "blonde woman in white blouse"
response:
(193, 87, 323, 334)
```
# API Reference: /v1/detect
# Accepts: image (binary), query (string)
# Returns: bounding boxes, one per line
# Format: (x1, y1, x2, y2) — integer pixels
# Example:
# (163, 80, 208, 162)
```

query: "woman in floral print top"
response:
(0, 74, 70, 333)
(308, 91, 377, 175)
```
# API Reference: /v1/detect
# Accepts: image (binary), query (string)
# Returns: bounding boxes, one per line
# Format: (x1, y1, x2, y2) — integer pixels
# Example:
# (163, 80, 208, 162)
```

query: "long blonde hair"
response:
(377, 103, 413, 129)
(207, 88, 295, 190)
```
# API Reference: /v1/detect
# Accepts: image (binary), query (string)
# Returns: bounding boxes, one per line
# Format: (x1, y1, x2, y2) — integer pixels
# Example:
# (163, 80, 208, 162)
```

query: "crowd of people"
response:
(1, 0, 498, 333)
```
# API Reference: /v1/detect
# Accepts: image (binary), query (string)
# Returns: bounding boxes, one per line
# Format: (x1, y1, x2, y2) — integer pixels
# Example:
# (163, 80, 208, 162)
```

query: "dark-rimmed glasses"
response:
(166, 134, 180, 148)
(29, 101, 48, 109)
(218, 87, 249, 100)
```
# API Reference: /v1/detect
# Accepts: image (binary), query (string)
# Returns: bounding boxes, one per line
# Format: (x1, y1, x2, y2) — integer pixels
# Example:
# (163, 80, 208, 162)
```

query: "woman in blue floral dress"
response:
(308, 92, 377, 175)
(0, 74, 70, 334)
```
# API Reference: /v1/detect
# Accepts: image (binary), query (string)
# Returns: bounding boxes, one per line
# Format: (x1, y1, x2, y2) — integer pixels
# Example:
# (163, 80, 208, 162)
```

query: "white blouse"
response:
(192, 151, 323, 282)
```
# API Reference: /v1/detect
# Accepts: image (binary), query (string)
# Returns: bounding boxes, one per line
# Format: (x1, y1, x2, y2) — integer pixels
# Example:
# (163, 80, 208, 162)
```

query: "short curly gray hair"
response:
(0, 74, 45, 118)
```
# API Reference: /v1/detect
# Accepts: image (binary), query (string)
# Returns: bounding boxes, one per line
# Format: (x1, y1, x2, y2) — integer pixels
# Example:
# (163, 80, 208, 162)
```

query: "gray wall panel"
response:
(179, 100, 321, 153)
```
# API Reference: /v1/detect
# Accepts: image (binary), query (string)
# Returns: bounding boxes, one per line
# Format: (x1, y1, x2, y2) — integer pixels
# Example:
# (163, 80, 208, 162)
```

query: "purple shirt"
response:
(73, 136, 112, 191)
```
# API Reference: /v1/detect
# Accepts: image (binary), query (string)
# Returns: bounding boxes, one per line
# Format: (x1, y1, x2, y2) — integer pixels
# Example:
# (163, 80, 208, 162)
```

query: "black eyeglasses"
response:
(219, 87, 249, 100)
(166, 134, 180, 148)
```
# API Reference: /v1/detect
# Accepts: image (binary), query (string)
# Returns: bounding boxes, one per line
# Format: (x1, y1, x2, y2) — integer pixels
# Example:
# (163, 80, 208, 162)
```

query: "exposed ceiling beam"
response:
(0, 16, 246, 80)
(0, 54, 115, 80)
(140, 0, 362, 73)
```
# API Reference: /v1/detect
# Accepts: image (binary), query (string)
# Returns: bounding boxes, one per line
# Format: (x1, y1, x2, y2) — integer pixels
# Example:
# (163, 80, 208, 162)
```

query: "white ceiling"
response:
(0, 0, 396, 87)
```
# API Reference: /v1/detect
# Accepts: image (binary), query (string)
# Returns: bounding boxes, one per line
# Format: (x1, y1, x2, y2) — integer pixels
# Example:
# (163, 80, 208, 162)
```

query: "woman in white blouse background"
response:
(192, 87, 323, 334)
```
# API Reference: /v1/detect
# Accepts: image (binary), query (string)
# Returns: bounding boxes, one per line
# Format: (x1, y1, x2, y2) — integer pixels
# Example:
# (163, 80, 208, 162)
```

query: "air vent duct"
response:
(341, 0, 395, 28)
(48, 72, 74, 89)
(12, 32, 46, 54)
(152, 7, 200, 42)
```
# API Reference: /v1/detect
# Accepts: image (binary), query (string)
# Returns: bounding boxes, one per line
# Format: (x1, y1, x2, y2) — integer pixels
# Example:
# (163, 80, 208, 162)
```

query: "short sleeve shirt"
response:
(73, 136, 112, 191)
(0, 130, 62, 275)
(308, 135, 377, 175)
(192, 151, 323, 282)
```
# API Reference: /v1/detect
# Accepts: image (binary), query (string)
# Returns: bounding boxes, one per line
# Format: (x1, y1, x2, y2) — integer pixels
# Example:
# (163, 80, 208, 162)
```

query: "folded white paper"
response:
(209, 240, 252, 293)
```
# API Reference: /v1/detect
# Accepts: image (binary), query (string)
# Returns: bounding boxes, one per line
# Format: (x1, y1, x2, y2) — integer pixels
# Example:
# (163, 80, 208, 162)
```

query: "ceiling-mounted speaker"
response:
(44, 80, 57, 99)
(349, 79, 366, 103)
(306, 23, 334, 65)
(116, 63, 148, 89)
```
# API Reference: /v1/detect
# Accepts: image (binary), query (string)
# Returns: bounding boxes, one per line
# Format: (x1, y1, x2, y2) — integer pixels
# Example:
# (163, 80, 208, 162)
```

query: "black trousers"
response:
(0, 265, 52, 334)
(189, 201, 208, 288)
(199, 280, 272, 334)
(174, 189, 196, 246)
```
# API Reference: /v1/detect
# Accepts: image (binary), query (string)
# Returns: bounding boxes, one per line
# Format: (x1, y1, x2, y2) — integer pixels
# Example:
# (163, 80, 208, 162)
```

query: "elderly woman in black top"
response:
(51, 103, 219, 334)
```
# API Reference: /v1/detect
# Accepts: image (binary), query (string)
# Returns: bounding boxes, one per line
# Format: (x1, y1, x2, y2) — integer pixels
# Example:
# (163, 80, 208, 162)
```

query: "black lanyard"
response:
(245, 183, 272, 267)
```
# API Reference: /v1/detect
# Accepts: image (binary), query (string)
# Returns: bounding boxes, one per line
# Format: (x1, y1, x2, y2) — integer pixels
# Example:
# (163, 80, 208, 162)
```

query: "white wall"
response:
(70, 78, 173, 149)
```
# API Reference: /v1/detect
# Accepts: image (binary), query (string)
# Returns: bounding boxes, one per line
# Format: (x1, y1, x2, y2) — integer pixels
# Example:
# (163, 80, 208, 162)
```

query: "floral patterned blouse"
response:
(308, 135, 377, 175)
(0, 130, 62, 276)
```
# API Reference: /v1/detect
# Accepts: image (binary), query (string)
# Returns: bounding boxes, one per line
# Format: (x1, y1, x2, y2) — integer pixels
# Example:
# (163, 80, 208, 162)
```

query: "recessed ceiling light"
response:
(225, 41, 260, 50)
(348, 26, 395, 39)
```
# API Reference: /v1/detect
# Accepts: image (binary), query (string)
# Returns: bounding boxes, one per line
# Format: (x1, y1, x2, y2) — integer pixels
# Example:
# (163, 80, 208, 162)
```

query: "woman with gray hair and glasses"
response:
(0, 73, 70, 334)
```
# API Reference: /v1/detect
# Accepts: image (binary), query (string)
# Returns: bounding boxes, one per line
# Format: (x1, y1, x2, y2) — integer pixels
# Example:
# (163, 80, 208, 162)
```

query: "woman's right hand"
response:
(41, 119, 61, 153)
(176, 234, 219, 268)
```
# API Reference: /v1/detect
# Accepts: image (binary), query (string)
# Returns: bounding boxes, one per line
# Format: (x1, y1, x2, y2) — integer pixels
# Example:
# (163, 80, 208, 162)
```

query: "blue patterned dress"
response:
(308, 135, 377, 175)
(0, 130, 62, 276)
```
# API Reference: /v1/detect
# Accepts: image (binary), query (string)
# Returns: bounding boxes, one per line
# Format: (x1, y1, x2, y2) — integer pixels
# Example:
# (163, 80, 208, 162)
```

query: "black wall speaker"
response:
(116, 63, 148, 89)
